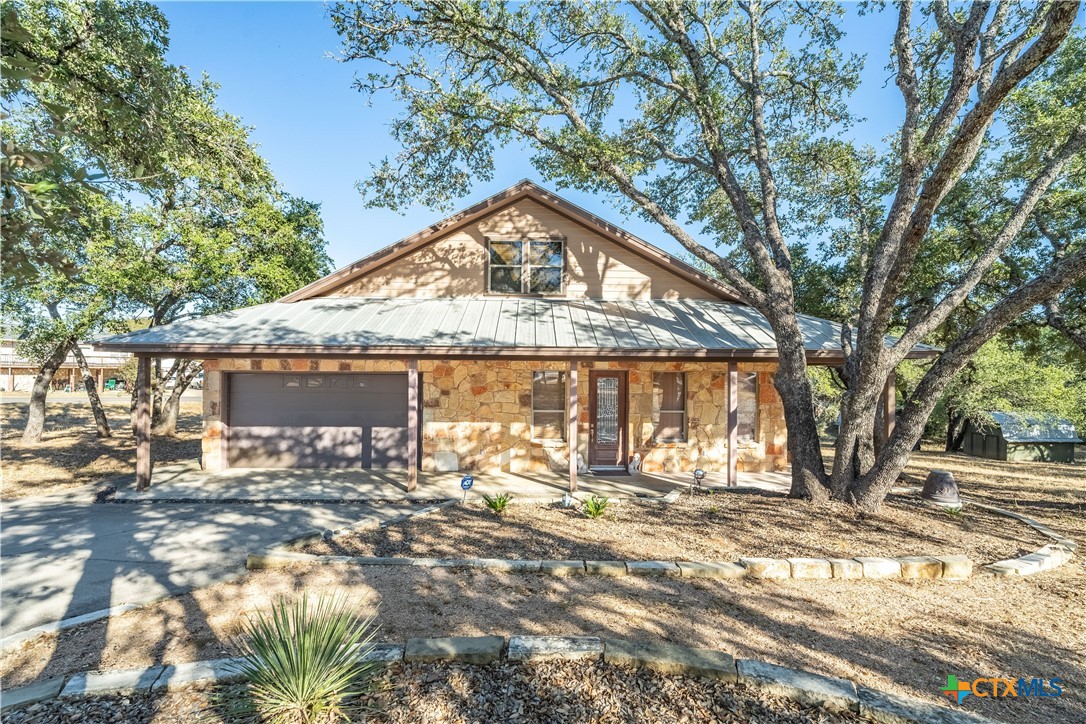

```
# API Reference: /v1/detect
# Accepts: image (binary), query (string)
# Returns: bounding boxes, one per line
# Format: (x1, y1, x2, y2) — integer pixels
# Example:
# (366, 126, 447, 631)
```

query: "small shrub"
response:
(483, 492, 513, 516)
(943, 506, 964, 517)
(583, 494, 610, 519)
(228, 594, 381, 724)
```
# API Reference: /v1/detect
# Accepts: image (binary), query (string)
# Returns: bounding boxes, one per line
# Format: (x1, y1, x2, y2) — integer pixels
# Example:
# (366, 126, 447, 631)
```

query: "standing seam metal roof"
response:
(94, 297, 939, 358)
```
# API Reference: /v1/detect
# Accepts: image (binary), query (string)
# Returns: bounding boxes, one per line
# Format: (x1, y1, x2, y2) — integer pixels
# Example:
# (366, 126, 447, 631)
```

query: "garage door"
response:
(227, 373, 412, 469)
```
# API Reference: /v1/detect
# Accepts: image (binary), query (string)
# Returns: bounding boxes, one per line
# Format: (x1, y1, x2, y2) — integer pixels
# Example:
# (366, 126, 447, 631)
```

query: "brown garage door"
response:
(227, 373, 411, 469)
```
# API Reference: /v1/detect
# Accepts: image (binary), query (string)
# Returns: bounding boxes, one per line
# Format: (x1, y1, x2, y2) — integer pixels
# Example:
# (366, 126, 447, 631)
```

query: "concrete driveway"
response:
(0, 491, 413, 635)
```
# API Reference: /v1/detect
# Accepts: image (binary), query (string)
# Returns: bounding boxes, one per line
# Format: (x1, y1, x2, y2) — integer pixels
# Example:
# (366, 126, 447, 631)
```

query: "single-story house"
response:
(95, 180, 935, 491)
(961, 412, 1081, 463)
(1, 339, 129, 392)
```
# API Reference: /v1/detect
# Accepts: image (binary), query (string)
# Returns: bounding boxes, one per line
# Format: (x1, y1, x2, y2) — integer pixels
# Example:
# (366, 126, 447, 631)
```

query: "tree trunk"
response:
(765, 306, 830, 503)
(152, 360, 202, 436)
(945, 408, 966, 452)
(69, 343, 112, 438)
(20, 341, 70, 443)
(829, 383, 880, 500)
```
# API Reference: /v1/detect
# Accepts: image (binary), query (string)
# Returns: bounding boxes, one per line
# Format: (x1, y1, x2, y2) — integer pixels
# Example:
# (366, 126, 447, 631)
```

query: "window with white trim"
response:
(653, 372, 686, 442)
(488, 239, 564, 294)
(532, 371, 566, 439)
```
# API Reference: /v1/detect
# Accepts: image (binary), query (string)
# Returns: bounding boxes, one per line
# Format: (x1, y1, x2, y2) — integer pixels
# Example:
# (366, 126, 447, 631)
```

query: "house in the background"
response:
(0, 340, 130, 393)
(95, 181, 936, 491)
(961, 412, 1081, 463)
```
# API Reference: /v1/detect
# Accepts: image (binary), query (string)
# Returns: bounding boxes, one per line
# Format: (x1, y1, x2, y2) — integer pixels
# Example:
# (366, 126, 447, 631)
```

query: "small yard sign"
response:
(460, 474, 474, 504)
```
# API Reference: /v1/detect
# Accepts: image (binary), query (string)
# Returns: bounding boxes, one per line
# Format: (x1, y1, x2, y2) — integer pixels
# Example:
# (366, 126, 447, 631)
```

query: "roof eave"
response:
(90, 341, 940, 362)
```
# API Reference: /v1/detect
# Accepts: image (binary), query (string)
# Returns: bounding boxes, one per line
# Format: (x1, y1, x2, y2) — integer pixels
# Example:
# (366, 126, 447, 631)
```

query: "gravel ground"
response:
(1, 401, 202, 499)
(304, 490, 1044, 564)
(5, 660, 862, 723)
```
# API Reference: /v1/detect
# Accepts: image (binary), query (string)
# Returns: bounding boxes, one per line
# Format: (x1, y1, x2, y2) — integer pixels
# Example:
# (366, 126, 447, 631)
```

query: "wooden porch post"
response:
(407, 359, 418, 492)
(727, 362, 738, 488)
(96, 368, 104, 392)
(568, 361, 578, 493)
(877, 370, 897, 453)
(135, 356, 152, 491)
(67, 367, 75, 391)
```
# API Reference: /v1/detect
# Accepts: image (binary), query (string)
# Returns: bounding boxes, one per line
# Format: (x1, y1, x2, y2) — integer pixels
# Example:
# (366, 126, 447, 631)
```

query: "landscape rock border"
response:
(251, 488, 1079, 582)
(247, 549, 976, 581)
(969, 500, 1078, 577)
(0, 635, 997, 723)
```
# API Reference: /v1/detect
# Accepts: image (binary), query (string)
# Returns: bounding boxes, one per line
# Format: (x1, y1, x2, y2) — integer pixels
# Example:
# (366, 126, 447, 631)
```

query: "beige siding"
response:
(323, 199, 717, 300)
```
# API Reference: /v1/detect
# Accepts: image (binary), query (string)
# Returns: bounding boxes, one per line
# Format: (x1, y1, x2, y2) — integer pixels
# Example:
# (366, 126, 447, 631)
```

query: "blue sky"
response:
(156, 1, 903, 270)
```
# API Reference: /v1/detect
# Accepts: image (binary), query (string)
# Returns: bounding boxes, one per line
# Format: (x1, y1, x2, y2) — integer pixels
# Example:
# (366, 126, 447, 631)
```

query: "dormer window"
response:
(488, 239, 564, 294)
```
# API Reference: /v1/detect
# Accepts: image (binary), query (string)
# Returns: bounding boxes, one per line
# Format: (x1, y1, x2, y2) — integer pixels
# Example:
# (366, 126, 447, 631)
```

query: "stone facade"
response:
(200, 358, 787, 475)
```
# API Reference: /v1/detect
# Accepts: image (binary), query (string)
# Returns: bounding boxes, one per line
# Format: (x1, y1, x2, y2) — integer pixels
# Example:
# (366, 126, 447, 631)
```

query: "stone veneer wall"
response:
(200, 358, 787, 475)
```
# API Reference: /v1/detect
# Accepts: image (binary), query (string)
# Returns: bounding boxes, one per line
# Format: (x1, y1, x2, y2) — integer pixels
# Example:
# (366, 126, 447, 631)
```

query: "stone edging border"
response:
(250, 489, 1080, 582)
(967, 499, 1079, 576)
(0, 635, 997, 724)
(247, 549, 975, 580)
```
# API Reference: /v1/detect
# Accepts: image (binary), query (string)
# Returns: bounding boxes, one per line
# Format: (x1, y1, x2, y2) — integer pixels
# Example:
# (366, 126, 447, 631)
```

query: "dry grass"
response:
(0, 399, 202, 499)
(899, 449, 1086, 541)
(306, 491, 1044, 564)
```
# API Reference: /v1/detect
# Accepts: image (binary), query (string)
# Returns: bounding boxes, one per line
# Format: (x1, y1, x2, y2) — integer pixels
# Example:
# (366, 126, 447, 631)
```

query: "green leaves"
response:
(228, 594, 383, 724)
(582, 494, 610, 519)
(482, 491, 513, 516)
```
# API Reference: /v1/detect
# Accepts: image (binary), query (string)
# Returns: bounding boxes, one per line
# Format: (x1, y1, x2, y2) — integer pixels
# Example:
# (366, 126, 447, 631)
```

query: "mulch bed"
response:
(1, 400, 202, 499)
(4, 660, 861, 723)
(304, 490, 1045, 564)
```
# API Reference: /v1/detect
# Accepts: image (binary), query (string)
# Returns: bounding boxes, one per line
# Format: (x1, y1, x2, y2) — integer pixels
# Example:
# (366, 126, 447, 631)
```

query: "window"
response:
(653, 372, 686, 442)
(532, 371, 566, 439)
(488, 239, 564, 294)
(738, 372, 757, 442)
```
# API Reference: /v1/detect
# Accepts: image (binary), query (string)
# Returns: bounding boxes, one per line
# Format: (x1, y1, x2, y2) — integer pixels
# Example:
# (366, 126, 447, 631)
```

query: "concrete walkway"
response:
(109, 465, 791, 503)
(0, 492, 413, 635)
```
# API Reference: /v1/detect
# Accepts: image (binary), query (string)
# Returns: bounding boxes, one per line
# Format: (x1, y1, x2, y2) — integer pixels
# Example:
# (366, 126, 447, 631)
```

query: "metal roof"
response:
(988, 412, 1082, 443)
(93, 297, 938, 360)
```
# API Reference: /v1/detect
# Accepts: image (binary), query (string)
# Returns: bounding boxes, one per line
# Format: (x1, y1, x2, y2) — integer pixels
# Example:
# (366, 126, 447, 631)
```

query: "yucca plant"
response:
(583, 494, 610, 519)
(482, 492, 513, 516)
(228, 594, 382, 723)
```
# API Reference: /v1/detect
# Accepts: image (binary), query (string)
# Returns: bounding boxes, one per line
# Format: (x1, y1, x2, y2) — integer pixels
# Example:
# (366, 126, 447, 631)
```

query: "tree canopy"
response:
(331, 0, 1086, 510)
(2, 0, 333, 441)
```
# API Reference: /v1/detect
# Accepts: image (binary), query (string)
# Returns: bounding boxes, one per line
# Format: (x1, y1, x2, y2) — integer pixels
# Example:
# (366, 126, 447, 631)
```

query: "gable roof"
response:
(987, 412, 1082, 443)
(93, 296, 940, 360)
(279, 180, 743, 303)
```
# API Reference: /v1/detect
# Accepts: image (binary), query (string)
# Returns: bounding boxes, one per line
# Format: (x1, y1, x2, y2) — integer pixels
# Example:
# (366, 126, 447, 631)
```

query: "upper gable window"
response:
(488, 239, 564, 294)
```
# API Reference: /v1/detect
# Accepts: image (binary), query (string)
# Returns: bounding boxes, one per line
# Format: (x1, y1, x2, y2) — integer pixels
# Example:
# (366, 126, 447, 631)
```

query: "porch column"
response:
(96, 368, 104, 392)
(68, 367, 75, 391)
(726, 362, 738, 488)
(876, 370, 896, 454)
(7, 366, 13, 392)
(135, 356, 152, 491)
(407, 359, 418, 492)
(568, 361, 578, 493)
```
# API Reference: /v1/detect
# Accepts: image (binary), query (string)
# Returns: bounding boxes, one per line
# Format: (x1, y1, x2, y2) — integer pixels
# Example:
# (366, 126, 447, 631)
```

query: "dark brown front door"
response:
(588, 371, 627, 468)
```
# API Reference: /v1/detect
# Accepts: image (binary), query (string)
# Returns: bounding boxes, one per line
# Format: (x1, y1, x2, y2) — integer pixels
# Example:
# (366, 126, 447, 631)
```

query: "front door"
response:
(588, 371, 627, 468)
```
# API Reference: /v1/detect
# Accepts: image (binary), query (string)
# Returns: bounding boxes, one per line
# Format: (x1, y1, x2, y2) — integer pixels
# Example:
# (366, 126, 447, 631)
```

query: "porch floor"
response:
(110, 465, 791, 503)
